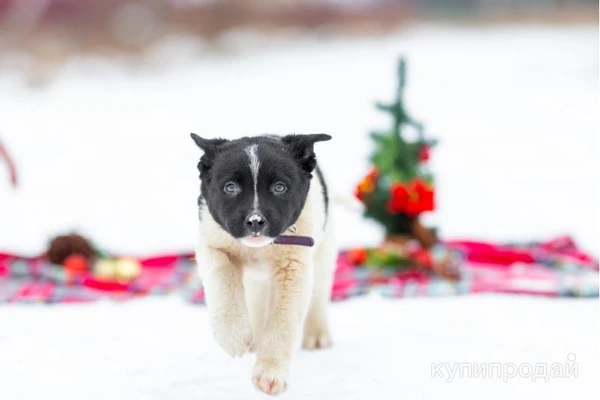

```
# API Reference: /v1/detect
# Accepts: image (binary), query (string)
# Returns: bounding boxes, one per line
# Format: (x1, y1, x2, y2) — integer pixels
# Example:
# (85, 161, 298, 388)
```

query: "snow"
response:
(0, 24, 598, 399)
(0, 294, 598, 400)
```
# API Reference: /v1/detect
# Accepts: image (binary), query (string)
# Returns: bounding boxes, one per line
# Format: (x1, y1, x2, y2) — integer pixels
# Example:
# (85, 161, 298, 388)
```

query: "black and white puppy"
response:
(191, 133, 337, 396)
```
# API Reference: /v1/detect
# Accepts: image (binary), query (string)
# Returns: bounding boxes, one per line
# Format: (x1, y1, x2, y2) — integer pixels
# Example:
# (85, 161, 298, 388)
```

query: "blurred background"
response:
(0, 0, 598, 87)
(0, 0, 597, 256)
(0, 2, 598, 400)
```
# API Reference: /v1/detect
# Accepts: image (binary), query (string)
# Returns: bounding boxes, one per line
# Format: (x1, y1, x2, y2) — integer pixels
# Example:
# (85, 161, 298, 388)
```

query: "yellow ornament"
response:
(94, 259, 117, 279)
(115, 258, 141, 281)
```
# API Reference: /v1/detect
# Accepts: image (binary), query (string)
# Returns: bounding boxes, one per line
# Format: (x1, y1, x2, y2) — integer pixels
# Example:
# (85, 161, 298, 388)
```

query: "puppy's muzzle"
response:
(245, 213, 267, 236)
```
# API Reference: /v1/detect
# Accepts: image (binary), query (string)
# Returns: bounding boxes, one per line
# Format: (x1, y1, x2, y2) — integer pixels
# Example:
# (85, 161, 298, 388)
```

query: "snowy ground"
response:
(0, 24, 598, 399)
(0, 295, 598, 400)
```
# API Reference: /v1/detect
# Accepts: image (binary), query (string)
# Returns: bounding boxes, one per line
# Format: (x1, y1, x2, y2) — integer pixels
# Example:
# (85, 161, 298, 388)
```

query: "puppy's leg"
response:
(244, 274, 269, 351)
(252, 250, 312, 396)
(303, 231, 337, 350)
(198, 247, 252, 358)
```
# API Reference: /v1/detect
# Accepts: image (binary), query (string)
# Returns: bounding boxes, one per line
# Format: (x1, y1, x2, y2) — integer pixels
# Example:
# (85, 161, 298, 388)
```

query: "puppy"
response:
(191, 133, 337, 396)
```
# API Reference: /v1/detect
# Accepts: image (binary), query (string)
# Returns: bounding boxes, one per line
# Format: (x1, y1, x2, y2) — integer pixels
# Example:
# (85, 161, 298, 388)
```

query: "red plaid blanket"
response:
(0, 253, 196, 303)
(333, 236, 598, 300)
(0, 236, 597, 304)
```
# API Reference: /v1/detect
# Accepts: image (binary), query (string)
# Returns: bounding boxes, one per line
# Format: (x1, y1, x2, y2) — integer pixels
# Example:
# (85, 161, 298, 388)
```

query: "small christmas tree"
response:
(355, 57, 438, 249)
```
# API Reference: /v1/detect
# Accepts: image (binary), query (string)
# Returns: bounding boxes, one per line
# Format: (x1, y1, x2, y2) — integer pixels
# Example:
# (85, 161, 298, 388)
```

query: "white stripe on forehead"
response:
(244, 144, 260, 211)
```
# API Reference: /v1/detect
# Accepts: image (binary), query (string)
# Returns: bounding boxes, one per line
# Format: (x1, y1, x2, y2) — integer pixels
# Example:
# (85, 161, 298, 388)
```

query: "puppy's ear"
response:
(190, 133, 227, 153)
(281, 133, 332, 173)
(190, 133, 228, 176)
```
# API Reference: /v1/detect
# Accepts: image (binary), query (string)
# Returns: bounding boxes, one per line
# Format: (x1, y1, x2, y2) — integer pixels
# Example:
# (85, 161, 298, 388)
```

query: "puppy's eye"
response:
(224, 182, 240, 194)
(273, 182, 287, 194)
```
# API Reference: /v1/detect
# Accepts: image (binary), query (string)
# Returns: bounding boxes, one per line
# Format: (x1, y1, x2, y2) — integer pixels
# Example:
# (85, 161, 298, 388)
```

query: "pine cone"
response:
(46, 233, 95, 265)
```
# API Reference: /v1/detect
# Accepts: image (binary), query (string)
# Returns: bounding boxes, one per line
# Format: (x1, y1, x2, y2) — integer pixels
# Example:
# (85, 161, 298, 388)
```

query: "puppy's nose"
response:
(245, 213, 267, 236)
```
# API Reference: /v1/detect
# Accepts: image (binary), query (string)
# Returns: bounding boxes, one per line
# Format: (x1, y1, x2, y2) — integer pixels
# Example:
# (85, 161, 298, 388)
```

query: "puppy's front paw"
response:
(252, 360, 289, 396)
(211, 314, 253, 358)
(302, 323, 332, 350)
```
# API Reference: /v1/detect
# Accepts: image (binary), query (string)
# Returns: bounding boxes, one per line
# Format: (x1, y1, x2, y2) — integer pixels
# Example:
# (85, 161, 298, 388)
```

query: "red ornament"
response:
(387, 179, 435, 215)
(386, 183, 410, 213)
(405, 197, 422, 216)
(353, 187, 363, 201)
(355, 168, 380, 201)
(367, 168, 379, 180)
(347, 248, 368, 265)
(411, 249, 433, 267)
(412, 179, 435, 212)
(418, 146, 431, 162)
(63, 254, 89, 273)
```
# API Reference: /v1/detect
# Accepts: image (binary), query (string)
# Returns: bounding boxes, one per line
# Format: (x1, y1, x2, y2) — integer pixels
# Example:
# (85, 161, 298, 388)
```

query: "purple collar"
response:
(274, 235, 315, 247)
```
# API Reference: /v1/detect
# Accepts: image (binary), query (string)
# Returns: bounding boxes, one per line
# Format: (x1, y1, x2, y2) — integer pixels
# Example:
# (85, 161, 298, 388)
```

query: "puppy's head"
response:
(191, 133, 331, 247)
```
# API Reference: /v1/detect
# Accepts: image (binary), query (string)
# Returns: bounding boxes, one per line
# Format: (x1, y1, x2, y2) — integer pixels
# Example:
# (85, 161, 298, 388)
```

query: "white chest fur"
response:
(243, 262, 272, 282)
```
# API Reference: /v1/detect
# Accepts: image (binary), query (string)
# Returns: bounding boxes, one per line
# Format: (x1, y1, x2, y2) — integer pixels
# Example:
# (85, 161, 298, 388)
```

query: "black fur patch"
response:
(315, 166, 329, 223)
(191, 133, 331, 239)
